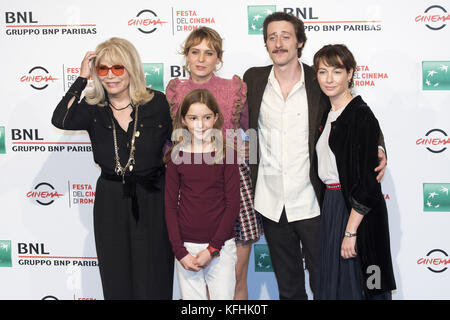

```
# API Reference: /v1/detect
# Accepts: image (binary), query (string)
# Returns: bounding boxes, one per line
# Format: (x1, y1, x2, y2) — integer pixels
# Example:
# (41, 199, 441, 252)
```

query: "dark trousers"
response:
(368, 291, 392, 300)
(261, 209, 320, 300)
(94, 176, 174, 300)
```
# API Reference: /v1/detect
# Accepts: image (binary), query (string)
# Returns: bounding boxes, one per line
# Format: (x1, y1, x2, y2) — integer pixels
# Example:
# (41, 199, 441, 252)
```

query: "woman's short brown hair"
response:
(313, 44, 357, 88)
(181, 27, 224, 60)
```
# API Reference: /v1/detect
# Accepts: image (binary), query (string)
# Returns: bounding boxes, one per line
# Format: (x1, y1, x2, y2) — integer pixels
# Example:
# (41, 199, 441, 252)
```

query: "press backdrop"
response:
(1, 0, 450, 300)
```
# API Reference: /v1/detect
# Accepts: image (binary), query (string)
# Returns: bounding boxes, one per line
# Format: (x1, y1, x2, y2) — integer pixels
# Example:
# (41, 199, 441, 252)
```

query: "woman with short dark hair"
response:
(313, 44, 396, 300)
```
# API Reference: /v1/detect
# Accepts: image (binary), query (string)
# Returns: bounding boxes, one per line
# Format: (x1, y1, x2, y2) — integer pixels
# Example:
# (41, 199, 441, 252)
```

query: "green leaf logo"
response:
(423, 183, 450, 212)
(248, 5, 276, 35)
(254, 244, 273, 272)
(422, 61, 450, 90)
(143, 63, 164, 92)
(0, 127, 6, 154)
(0, 240, 12, 267)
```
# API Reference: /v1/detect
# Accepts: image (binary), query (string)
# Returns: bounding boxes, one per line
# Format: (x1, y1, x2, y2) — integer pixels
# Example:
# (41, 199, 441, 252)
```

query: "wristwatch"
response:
(344, 231, 357, 237)
(207, 245, 220, 258)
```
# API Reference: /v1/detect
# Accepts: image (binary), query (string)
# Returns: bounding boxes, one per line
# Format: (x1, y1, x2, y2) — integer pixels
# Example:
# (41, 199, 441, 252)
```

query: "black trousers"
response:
(261, 209, 320, 300)
(93, 175, 174, 300)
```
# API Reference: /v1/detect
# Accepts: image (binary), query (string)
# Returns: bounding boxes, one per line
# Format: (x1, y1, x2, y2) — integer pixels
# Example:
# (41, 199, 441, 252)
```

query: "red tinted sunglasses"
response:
(96, 64, 126, 76)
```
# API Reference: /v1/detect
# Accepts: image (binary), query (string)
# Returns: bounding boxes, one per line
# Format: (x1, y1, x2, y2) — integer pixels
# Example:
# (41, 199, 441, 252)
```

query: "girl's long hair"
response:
(164, 89, 227, 164)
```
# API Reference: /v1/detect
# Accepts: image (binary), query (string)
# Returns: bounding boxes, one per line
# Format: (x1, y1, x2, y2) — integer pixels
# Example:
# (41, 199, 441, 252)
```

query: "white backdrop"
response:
(1, 0, 450, 300)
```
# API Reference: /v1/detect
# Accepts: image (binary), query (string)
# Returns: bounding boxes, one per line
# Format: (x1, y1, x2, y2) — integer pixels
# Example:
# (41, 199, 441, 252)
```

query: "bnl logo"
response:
(422, 61, 450, 90)
(254, 244, 273, 272)
(423, 183, 450, 212)
(248, 6, 276, 35)
(0, 240, 12, 267)
(143, 63, 164, 92)
(0, 126, 5, 154)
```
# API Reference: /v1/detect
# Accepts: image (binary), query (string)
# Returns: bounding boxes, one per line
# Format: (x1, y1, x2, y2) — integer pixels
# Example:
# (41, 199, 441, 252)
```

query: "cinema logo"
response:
(27, 182, 64, 206)
(173, 9, 216, 33)
(69, 183, 96, 206)
(64, 66, 82, 91)
(62, 65, 94, 93)
(415, 5, 450, 30)
(416, 129, 449, 153)
(129, 10, 168, 34)
(26, 179, 95, 207)
(20, 66, 58, 90)
(354, 65, 389, 87)
(4, 11, 97, 36)
(417, 249, 450, 273)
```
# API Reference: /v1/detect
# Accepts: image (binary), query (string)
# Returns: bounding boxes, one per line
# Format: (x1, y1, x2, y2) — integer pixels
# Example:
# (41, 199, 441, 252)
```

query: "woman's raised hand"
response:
(80, 51, 97, 79)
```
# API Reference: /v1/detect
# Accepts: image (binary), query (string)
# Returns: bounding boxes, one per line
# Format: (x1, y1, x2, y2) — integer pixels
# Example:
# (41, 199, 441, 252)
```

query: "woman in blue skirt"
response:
(313, 44, 396, 300)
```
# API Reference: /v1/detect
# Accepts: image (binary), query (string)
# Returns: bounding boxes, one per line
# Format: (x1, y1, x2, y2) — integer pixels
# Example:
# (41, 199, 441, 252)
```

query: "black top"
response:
(51, 77, 172, 177)
(324, 95, 396, 296)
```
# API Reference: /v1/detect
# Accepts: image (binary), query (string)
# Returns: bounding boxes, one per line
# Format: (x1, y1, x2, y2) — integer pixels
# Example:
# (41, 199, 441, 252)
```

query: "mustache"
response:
(272, 49, 288, 53)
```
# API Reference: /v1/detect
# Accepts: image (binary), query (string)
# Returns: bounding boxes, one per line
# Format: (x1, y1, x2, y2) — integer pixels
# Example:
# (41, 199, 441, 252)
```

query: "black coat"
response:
(51, 77, 172, 176)
(324, 95, 396, 297)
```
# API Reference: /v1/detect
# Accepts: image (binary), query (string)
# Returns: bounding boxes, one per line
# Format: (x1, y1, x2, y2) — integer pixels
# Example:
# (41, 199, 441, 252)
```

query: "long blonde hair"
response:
(85, 37, 153, 106)
(164, 89, 227, 164)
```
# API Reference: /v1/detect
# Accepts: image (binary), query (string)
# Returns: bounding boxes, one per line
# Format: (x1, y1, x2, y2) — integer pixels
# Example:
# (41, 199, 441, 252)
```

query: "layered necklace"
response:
(109, 101, 139, 183)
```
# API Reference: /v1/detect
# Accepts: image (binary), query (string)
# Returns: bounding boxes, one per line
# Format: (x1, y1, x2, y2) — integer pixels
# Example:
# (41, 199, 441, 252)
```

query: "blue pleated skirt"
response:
(315, 188, 364, 300)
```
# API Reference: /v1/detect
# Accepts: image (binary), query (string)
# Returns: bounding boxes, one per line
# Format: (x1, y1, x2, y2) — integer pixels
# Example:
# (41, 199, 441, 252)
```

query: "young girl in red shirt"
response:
(164, 89, 240, 299)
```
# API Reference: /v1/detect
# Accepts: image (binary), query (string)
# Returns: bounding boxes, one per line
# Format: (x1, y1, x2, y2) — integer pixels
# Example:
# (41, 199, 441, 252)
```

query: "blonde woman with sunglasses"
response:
(51, 37, 174, 300)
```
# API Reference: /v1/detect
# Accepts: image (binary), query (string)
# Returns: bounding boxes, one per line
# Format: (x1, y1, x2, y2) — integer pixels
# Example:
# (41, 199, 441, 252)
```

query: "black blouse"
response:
(51, 77, 172, 177)
(324, 95, 396, 296)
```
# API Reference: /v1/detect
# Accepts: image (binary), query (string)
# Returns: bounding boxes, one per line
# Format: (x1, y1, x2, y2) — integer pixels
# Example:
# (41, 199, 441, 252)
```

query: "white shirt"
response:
(254, 65, 321, 223)
(316, 106, 346, 185)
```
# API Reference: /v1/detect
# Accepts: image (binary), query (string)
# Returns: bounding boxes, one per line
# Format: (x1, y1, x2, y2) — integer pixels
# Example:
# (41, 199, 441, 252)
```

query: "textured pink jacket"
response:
(166, 74, 249, 130)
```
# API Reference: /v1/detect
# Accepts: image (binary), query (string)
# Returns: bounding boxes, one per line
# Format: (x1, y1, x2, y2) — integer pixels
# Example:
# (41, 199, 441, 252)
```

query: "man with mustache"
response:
(243, 12, 387, 299)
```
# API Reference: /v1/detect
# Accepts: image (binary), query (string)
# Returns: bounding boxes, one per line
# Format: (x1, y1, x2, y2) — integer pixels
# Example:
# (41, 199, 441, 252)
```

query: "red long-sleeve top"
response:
(164, 150, 240, 261)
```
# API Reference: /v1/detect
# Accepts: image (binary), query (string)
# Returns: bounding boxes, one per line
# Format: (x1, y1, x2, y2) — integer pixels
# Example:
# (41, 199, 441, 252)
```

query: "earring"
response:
(215, 61, 223, 72)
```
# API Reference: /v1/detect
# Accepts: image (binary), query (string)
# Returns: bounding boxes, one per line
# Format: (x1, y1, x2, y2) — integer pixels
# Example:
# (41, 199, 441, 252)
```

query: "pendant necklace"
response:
(110, 102, 139, 183)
